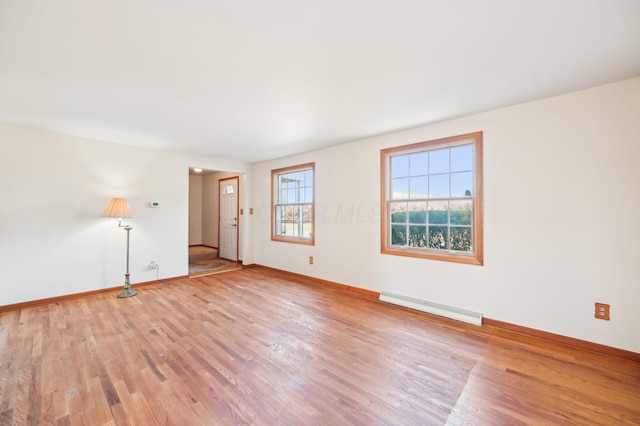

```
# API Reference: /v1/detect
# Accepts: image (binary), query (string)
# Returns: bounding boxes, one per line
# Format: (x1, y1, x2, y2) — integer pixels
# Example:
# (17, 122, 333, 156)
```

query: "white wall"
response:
(251, 77, 640, 353)
(188, 174, 203, 245)
(0, 124, 250, 305)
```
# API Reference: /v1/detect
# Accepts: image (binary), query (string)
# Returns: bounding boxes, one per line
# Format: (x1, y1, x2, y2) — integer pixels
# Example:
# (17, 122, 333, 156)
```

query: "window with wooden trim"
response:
(381, 132, 483, 265)
(272, 163, 315, 245)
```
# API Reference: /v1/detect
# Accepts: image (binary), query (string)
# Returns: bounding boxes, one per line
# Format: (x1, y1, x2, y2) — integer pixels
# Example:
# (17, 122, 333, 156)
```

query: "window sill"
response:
(381, 246, 483, 265)
(272, 236, 315, 246)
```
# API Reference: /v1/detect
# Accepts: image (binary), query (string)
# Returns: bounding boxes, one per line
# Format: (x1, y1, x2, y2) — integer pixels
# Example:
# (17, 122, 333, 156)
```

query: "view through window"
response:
(271, 163, 315, 245)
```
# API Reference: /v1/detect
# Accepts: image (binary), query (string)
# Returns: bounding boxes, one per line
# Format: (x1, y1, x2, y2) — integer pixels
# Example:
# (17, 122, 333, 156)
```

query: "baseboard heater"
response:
(379, 291, 482, 326)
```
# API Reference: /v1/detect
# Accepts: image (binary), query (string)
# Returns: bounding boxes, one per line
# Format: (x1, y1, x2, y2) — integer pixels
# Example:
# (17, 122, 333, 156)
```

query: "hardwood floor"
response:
(1, 267, 639, 425)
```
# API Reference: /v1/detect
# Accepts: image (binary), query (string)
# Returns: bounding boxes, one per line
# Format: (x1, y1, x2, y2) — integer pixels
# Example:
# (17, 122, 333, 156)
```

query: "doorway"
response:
(188, 169, 242, 275)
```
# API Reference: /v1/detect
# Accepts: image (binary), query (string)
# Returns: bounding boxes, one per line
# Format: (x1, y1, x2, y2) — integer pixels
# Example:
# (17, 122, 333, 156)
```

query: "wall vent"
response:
(379, 291, 482, 326)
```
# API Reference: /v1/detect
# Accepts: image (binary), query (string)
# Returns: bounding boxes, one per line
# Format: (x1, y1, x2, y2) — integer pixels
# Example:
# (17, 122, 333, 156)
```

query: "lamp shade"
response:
(103, 198, 133, 218)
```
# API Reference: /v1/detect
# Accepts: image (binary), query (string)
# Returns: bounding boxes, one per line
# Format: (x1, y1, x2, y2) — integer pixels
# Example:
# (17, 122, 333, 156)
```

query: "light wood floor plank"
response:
(1, 266, 639, 425)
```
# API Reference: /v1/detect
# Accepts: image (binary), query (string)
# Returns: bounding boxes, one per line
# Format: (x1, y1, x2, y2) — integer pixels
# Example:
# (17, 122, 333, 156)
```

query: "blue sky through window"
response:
(391, 144, 473, 200)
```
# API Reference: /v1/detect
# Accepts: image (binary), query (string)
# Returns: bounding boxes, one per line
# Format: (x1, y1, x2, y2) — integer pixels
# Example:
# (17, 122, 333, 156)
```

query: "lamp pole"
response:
(118, 222, 137, 298)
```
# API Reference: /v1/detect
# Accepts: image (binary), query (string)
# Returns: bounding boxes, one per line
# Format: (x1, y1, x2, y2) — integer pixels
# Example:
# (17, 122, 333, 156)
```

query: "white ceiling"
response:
(1, 1, 639, 163)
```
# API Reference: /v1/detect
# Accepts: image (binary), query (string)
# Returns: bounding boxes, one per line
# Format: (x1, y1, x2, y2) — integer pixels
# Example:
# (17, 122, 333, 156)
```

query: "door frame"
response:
(218, 176, 240, 261)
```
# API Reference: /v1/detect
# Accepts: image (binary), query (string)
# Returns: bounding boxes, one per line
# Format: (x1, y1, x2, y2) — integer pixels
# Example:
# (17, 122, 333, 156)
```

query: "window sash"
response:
(274, 203, 313, 239)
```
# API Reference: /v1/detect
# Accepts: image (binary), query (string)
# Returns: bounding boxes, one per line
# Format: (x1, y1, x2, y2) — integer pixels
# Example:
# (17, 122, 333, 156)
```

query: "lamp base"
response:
(117, 273, 137, 298)
(118, 287, 138, 298)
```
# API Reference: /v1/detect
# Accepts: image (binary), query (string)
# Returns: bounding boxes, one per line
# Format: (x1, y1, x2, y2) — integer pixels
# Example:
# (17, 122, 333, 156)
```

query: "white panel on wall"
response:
(189, 174, 203, 246)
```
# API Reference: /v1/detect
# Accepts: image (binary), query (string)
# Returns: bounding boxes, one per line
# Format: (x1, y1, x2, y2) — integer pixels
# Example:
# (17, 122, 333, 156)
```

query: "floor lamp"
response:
(103, 198, 137, 298)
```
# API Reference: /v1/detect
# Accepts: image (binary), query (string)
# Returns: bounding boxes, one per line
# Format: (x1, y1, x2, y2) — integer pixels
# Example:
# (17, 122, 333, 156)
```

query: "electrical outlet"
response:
(595, 303, 610, 320)
(149, 261, 158, 270)
(309, 256, 314, 265)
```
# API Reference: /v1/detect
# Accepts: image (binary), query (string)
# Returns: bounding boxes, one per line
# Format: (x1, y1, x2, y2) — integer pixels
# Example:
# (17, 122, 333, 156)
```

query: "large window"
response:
(272, 163, 315, 245)
(380, 132, 483, 265)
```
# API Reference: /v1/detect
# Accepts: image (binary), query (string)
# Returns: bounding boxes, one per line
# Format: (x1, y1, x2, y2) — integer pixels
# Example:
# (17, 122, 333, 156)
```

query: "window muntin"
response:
(271, 163, 315, 245)
(381, 132, 483, 265)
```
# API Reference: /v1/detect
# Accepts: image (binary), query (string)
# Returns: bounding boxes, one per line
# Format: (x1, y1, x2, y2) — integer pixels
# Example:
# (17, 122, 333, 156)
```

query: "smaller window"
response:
(222, 184, 235, 194)
(271, 163, 315, 245)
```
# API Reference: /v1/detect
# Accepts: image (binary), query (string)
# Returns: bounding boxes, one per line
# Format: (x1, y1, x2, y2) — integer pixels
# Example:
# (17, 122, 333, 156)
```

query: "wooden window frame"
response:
(271, 162, 315, 245)
(380, 132, 483, 265)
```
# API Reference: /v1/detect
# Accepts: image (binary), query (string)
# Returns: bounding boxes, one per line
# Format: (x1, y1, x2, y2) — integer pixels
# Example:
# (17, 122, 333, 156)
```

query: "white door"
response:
(219, 177, 238, 261)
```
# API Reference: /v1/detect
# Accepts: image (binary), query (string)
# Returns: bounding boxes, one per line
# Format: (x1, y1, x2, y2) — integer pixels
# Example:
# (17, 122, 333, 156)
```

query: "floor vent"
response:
(379, 291, 482, 326)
